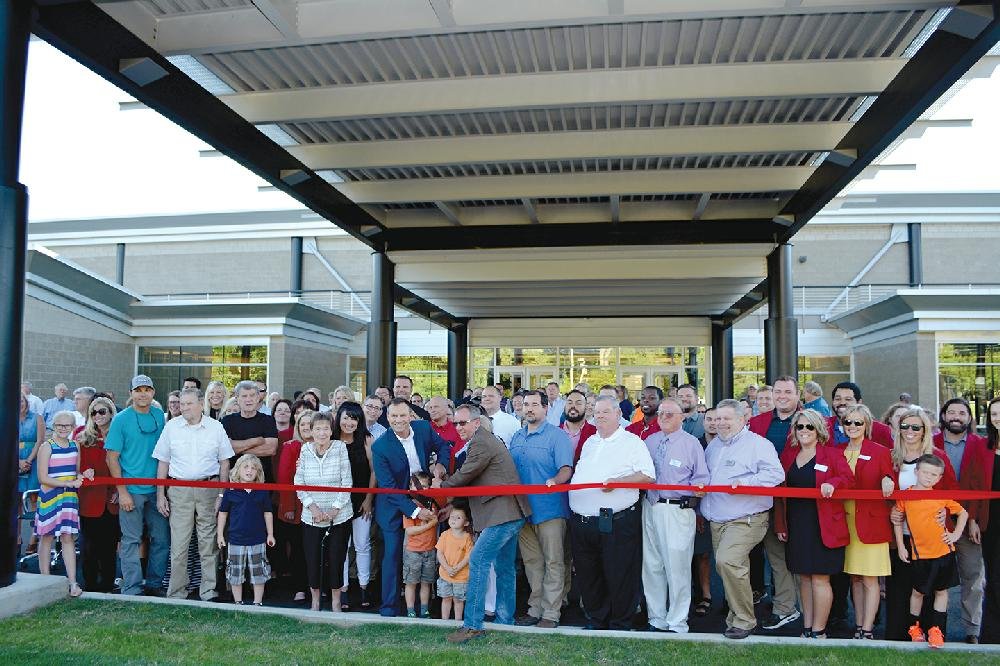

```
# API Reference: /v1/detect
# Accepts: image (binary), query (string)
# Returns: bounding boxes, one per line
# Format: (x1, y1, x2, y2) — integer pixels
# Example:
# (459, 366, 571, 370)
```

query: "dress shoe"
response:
(967, 635, 980, 644)
(446, 628, 487, 644)
(536, 619, 559, 629)
(724, 626, 752, 640)
(515, 614, 540, 626)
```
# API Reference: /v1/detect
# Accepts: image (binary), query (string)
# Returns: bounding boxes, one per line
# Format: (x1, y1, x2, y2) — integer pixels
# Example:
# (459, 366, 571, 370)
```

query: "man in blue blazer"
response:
(371, 397, 451, 616)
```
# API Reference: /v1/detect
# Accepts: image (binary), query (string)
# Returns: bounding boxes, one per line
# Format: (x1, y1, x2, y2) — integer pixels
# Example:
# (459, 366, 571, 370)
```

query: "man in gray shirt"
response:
(677, 384, 705, 440)
(700, 399, 784, 640)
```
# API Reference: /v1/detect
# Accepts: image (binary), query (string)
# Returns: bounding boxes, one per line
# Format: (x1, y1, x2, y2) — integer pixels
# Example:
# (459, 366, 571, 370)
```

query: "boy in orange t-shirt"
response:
(403, 472, 439, 618)
(437, 504, 474, 621)
(893, 454, 968, 648)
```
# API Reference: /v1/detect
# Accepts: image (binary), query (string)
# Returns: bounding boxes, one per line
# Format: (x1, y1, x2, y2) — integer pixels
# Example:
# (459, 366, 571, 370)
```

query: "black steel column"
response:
(764, 243, 799, 383)
(908, 223, 923, 287)
(366, 252, 396, 394)
(0, 0, 31, 589)
(447, 321, 468, 402)
(711, 322, 733, 405)
(289, 236, 303, 296)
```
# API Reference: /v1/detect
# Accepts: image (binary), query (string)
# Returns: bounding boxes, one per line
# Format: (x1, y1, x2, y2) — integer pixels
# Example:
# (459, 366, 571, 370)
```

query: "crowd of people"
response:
(14, 373, 1000, 646)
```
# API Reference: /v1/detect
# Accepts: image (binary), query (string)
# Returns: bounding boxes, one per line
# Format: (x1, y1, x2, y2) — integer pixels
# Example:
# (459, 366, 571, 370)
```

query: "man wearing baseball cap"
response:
(105, 375, 169, 596)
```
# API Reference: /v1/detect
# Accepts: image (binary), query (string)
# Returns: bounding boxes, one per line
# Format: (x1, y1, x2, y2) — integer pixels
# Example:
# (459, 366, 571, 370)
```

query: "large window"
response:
(734, 355, 850, 402)
(137, 345, 267, 393)
(397, 355, 448, 398)
(939, 343, 1000, 425)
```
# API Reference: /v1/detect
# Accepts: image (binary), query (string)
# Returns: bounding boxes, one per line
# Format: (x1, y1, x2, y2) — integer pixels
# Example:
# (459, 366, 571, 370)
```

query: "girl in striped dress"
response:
(36, 410, 88, 597)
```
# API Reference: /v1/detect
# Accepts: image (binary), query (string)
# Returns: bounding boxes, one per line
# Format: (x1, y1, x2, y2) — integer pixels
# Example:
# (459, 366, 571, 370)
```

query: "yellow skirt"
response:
(843, 500, 891, 577)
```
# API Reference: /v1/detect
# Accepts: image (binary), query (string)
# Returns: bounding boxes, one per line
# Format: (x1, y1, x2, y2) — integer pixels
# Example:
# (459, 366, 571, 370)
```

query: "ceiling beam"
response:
(521, 198, 539, 224)
(778, 3, 1000, 242)
(692, 193, 711, 221)
(288, 123, 852, 171)
(98, 0, 951, 55)
(32, 1, 387, 251)
(335, 167, 813, 203)
(222, 60, 905, 123)
(392, 284, 462, 328)
(380, 219, 785, 251)
(435, 201, 462, 225)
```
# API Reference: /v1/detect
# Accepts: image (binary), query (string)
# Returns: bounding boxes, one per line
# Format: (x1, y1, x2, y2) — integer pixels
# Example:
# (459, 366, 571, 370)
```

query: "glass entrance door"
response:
(495, 368, 525, 396)
(526, 367, 558, 391)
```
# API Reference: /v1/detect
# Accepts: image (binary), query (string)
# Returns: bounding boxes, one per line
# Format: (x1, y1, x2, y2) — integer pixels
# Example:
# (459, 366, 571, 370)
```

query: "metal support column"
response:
(908, 223, 923, 287)
(290, 236, 303, 296)
(711, 322, 733, 405)
(764, 243, 799, 383)
(447, 322, 468, 402)
(0, 0, 31, 588)
(365, 252, 396, 394)
(115, 242, 125, 285)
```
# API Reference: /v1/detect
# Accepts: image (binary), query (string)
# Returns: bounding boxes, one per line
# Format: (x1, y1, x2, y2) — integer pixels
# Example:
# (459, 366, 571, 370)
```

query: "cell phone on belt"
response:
(598, 507, 613, 534)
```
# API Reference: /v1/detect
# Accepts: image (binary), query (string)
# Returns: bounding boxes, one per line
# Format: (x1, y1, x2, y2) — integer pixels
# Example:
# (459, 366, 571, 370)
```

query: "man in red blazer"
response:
(826, 382, 893, 448)
(748, 376, 801, 631)
(934, 398, 989, 643)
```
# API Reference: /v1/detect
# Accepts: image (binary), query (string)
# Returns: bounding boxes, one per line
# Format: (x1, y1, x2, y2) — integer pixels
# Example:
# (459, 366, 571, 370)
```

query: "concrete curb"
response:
(0, 573, 71, 620)
(79, 592, 1000, 654)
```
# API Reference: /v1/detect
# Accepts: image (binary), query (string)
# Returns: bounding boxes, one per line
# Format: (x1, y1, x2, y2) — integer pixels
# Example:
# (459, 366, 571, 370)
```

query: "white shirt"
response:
(586, 415, 630, 428)
(546, 399, 566, 426)
(397, 428, 422, 474)
(486, 410, 520, 448)
(153, 415, 235, 480)
(24, 393, 44, 415)
(73, 410, 86, 427)
(569, 427, 655, 517)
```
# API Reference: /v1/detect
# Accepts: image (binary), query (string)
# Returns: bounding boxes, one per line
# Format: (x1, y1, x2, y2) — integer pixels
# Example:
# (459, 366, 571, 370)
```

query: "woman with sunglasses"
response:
(73, 397, 120, 591)
(838, 404, 894, 639)
(885, 407, 957, 640)
(774, 408, 855, 639)
(980, 397, 1000, 643)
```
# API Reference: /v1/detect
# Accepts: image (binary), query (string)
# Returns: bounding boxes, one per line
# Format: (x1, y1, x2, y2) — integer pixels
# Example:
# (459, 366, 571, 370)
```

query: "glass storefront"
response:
(734, 355, 850, 402)
(938, 342, 1000, 425)
(137, 345, 268, 393)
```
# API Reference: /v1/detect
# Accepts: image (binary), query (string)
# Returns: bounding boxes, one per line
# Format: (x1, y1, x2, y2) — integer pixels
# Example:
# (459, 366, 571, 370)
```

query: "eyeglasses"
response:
(842, 420, 865, 427)
(454, 419, 478, 427)
(899, 423, 924, 431)
(53, 423, 75, 429)
(794, 423, 816, 431)
(91, 408, 110, 417)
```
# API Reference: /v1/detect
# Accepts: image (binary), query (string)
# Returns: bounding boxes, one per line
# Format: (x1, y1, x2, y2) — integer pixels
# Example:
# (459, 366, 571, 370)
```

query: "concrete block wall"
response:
(268, 336, 348, 399)
(851, 331, 938, 417)
(22, 297, 134, 396)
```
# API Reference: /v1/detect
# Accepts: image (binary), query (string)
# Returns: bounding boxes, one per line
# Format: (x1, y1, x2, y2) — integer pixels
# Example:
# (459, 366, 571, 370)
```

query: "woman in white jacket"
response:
(295, 411, 353, 611)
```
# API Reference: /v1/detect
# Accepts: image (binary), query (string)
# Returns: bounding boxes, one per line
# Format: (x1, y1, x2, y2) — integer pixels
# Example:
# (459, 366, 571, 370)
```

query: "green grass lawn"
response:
(2, 600, 998, 665)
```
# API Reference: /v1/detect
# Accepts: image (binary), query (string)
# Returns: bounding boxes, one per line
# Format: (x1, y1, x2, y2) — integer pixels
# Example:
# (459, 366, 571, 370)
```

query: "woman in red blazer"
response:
(276, 409, 313, 603)
(774, 408, 855, 639)
(74, 396, 120, 592)
(885, 406, 958, 641)
(838, 405, 894, 639)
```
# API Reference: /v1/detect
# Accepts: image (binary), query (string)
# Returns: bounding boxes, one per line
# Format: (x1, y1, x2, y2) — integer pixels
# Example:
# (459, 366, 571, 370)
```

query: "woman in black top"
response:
(980, 397, 1000, 643)
(333, 401, 375, 610)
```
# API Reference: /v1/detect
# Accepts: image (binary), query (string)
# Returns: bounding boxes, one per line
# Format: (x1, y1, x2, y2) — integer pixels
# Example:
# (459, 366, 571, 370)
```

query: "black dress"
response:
(345, 439, 371, 517)
(786, 457, 846, 575)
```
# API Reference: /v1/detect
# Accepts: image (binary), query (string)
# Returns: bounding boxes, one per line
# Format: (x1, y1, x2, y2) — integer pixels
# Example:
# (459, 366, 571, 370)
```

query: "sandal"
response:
(69, 583, 83, 598)
(861, 630, 875, 640)
(693, 599, 712, 617)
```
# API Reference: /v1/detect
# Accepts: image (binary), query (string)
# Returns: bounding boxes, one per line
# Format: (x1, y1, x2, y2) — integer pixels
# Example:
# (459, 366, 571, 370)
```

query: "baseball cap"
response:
(130, 375, 154, 391)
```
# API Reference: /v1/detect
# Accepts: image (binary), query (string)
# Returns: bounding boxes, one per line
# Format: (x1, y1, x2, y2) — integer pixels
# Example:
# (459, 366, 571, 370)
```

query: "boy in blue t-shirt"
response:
(218, 454, 275, 605)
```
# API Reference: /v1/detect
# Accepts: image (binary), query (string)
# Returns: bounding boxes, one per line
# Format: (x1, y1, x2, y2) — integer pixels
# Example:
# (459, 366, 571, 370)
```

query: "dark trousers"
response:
(302, 522, 350, 591)
(81, 510, 119, 592)
(275, 520, 306, 591)
(830, 572, 851, 620)
(982, 528, 1000, 643)
(885, 546, 939, 640)
(749, 542, 764, 592)
(570, 504, 642, 630)
(378, 521, 404, 616)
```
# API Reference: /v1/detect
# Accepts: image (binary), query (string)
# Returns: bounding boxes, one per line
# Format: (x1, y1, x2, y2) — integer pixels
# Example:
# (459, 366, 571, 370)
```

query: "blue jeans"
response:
(118, 492, 170, 595)
(463, 518, 525, 630)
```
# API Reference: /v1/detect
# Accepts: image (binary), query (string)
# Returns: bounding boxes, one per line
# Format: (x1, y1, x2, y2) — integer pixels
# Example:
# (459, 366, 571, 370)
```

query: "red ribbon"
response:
(85, 477, 999, 501)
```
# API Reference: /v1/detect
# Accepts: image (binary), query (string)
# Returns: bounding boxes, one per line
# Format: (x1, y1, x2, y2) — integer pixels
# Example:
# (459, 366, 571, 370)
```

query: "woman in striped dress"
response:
(36, 410, 88, 597)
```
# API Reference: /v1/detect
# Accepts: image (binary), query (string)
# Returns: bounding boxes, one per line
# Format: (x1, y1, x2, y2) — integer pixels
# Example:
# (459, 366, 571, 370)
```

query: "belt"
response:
(657, 498, 691, 505)
(574, 503, 638, 524)
(168, 475, 219, 482)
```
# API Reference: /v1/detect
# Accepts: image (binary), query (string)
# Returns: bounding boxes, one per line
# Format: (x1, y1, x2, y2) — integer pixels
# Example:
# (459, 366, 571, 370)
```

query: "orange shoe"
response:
(908, 622, 925, 642)
(928, 626, 944, 649)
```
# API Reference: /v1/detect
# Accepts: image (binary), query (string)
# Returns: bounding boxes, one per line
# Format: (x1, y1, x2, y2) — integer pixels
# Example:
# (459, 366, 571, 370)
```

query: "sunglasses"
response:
(794, 423, 816, 431)
(842, 419, 865, 427)
(899, 423, 924, 431)
(454, 419, 478, 427)
(91, 408, 110, 417)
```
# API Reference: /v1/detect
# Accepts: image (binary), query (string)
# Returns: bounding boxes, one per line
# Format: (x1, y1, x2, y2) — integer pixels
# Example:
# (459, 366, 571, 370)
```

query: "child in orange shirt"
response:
(403, 471, 439, 618)
(893, 454, 968, 648)
(437, 504, 474, 621)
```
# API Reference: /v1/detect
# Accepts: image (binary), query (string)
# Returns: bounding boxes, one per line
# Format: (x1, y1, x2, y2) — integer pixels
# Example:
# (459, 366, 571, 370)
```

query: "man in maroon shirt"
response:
(561, 390, 596, 463)
(426, 396, 462, 448)
(626, 386, 663, 441)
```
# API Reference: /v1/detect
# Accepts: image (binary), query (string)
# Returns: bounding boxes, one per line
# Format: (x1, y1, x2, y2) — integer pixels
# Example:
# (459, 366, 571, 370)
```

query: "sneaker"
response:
(420, 610, 431, 619)
(752, 590, 767, 605)
(762, 609, 801, 630)
(908, 622, 926, 642)
(928, 626, 944, 649)
(406, 610, 416, 618)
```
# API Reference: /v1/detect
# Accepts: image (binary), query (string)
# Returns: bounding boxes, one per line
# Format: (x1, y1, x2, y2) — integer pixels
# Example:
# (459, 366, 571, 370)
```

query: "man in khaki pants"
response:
(700, 399, 785, 639)
(153, 388, 234, 600)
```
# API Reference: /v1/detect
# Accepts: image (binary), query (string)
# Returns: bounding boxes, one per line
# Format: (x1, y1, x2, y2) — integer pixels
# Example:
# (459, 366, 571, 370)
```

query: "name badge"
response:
(724, 459, 736, 467)
(814, 463, 829, 472)
(859, 454, 872, 461)
(669, 459, 682, 468)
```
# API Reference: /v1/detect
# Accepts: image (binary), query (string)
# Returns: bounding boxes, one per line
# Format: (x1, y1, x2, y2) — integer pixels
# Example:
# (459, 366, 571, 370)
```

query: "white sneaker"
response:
(763, 609, 801, 630)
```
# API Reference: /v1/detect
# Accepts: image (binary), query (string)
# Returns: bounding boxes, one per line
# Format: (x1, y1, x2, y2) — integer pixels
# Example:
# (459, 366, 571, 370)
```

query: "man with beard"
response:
(627, 386, 664, 441)
(561, 390, 596, 463)
(825, 382, 893, 447)
(676, 384, 705, 440)
(510, 391, 574, 629)
(933, 398, 989, 643)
